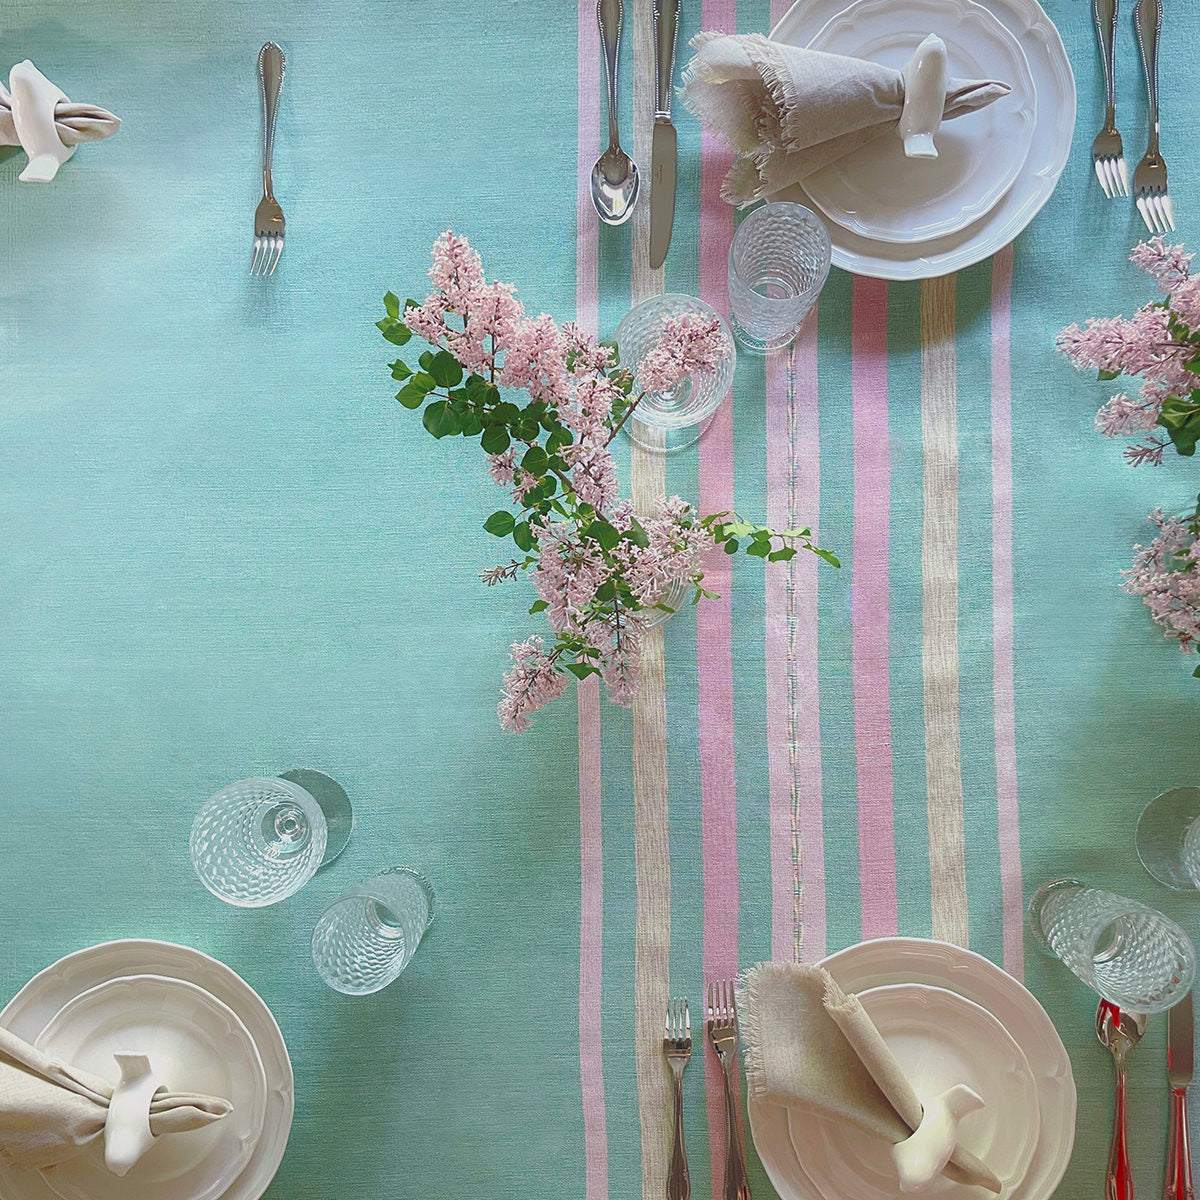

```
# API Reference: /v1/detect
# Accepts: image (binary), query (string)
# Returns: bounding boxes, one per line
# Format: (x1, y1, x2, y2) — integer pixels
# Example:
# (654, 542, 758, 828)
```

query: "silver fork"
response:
(664, 998, 691, 1200)
(251, 42, 286, 275)
(707, 980, 751, 1200)
(1091, 0, 1128, 197)
(1132, 0, 1174, 232)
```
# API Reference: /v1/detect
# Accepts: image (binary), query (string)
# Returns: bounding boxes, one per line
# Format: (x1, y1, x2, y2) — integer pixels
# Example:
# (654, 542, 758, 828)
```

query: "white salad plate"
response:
(803, 0, 1036, 244)
(795, 983, 1039, 1200)
(770, 0, 1075, 279)
(748, 938, 1076, 1200)
(0, 940, 294, 1200)
(35, 975, 266, 1200)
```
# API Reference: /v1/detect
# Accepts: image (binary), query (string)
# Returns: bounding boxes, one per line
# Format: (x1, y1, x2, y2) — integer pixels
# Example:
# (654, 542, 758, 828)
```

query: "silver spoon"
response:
(592, 0, 640, 225)
(1097, 1000, 1148, 1200)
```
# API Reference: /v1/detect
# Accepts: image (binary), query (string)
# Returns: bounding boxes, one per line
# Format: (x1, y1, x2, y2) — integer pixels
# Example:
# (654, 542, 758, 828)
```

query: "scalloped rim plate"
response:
(748, 937, 1076, 1200)
(795, 983, 1040, 1200)
(802, 0, 1037, 243)
(769, 0, 1075, 278)
(0, 941, 294, 1200)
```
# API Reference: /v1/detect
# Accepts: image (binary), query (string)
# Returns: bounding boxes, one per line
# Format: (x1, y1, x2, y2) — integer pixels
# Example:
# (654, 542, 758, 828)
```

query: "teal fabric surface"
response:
(3, 1, 1200, 1199)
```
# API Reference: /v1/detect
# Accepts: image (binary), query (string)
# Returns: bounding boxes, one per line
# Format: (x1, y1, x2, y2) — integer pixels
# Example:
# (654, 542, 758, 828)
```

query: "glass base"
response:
(626, 412, 717, 454)
(730, 314, 804, 355)
(278, 768, 353, 865)
(1137, 787, 1200, 890)
(1027, 877, 1083, 958)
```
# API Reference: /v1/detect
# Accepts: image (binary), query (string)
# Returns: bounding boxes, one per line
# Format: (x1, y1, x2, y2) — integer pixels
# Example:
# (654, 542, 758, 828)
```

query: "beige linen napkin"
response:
(738, 962, 1001, 1193)
(681, 32, 1011, 205)
(0, 1026, 231, 1173)
(0, 86, 121, 149)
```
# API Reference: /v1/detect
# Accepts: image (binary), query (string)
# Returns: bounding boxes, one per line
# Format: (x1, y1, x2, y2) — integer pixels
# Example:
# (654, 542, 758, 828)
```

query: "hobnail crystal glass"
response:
(1136, 787, 1200, 890)
(727, 202, 831, 353)
(614, 294, 736, 453)
(190, 776, 328, 908)
(311, 867, 435, 995)
(1028, 877, 1195, 1014)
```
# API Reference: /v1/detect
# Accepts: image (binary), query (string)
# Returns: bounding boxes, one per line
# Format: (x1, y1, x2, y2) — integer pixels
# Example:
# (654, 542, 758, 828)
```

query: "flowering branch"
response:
(377, 231, 838, 731)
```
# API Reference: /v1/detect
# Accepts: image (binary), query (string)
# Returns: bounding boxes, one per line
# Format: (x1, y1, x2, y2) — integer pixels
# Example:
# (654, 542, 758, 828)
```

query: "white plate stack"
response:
(769, 0, 1076, 279)
(0, 941, 294, 1200)
(749, 938, 1077, 1200)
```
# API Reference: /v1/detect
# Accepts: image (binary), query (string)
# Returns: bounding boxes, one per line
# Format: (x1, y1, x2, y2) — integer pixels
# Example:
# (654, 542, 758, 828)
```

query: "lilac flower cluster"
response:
(1123, 509, 1200, 665)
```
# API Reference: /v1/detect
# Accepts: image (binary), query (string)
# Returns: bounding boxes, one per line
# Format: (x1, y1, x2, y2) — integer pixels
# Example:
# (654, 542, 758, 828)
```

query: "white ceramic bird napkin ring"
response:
(0, 61, 120, 183)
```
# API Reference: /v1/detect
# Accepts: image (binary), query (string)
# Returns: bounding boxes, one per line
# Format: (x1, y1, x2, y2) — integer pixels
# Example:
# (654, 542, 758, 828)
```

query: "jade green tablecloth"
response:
(3, 0, 1199, 1198)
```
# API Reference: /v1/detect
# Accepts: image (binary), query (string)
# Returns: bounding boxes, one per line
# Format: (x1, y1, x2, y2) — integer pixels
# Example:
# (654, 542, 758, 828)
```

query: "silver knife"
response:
(649, 0, 680, 270)
(1167, 991, 1195, 1200)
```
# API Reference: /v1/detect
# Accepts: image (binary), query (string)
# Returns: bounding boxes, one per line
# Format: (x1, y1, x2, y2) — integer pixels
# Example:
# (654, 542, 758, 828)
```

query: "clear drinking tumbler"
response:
(727, 202, 831, 353)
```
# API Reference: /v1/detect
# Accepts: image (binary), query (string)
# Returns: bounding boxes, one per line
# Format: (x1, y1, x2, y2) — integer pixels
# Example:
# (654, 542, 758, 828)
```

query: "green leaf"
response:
(1194, 662, 1200, 678)
(484, 510, 516, 536)
(768, 547, 797, 562)
(376, 318, 412, 346)
(595, 579, 617, 601)
(590, 520, 621, 551)
(746, 541, 771, 557)
(724, 539, 739, 554)
(430, 350, 464, 388)
(624, 518, 650, 549)
(813, 547, 841, 568)
(419, 350, 435, 372)
(566, 662, 601, 681)
(422, 400, 460, 439)
(1157, 394, 1200, 456)
(1097, 368, 1121, 382)
(481, 425, 511, 455)
(529, 599, 549, 614)
(384, 292, 401, 319)
(413, 372, 437, 393)
(513, 521, 534, 552)
(390, 360, 412, 381)
(1185, 358, 1200, 375)
(521, 445, 550, 477)
(395, 382, 427, 409)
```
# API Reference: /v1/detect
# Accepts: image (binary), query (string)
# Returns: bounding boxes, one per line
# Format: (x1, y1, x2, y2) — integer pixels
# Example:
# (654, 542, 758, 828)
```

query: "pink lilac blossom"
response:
(1123, 509, 1200, 655)
(399, 232, 741, 731)
(638, 313, 727, 395)
(498, 636, 569, 733)
(1058, 239, 1200, 463)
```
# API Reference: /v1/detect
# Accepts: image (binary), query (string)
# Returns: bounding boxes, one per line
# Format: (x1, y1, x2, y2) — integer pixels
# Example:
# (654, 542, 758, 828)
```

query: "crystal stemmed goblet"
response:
(615, 294, 736, 454)
(1136, 786, 1200, 890)
(1028, 877, 1195, 1014)
(311, 867, 435, 995)
(190, 769, 353, 908)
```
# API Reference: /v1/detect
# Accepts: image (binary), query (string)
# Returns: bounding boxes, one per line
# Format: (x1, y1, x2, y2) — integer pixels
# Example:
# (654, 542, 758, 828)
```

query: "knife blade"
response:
(649, 0, 680, 270)
(1166, 991, 1195, 1200)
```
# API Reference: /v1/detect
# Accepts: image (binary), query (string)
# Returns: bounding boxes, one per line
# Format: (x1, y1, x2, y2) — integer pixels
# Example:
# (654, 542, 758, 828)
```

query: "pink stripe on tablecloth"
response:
(851, 275, 898, 940)
(765, 323, 825, 964)
(990, 245, 1023, 980)
(576, 7, 606, 1198)
(698, 1, 739, 1194)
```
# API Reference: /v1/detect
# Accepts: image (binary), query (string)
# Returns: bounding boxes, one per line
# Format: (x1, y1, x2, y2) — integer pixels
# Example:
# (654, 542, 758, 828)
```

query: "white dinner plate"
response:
(803, 0, 1036, 244)
(794, 984, 1039, 1200)
(770, 0, 1075, 279)
(748, 938, 1076, 1200)
(35, 975, 266, 1200)
(0, 941, 294, 1200)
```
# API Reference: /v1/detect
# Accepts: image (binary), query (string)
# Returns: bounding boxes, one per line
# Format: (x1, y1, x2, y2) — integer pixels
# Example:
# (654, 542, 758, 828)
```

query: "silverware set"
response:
(1096, 994, 1194, 1200)
(1090, 0, 1173, 230)
(662, 981, 751, 1200)
(591, 0, 681, 267)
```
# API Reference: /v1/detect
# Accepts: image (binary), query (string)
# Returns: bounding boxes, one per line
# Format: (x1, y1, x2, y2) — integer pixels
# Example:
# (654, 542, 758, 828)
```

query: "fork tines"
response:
(706, 978, 737, 1030)
(1135, 185, 1175, 234)
(665, 996, 691, 1051)
(250, 232, 284, 276)
(1093, 148, 1130, 199)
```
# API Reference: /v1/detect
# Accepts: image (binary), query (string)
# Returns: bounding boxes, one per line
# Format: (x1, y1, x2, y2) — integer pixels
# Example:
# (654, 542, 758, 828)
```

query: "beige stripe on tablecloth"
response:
(630, 2, 671, 1198)
(920, 274, 968, 947)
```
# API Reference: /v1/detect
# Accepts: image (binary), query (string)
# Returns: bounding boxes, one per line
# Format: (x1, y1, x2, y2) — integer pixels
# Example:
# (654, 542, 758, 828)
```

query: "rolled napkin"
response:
(681, 32, 1011, 205)
(737, 962, 1001, 1193)
(0, 61, 121, 183)
(0, 1025, 231, 1174)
